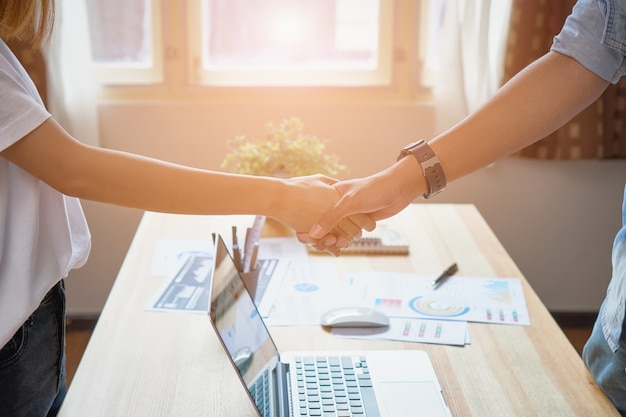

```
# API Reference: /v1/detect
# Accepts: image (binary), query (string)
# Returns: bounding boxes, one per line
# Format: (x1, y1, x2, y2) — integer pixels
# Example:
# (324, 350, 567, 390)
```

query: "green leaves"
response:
(221, 117, 347, 177)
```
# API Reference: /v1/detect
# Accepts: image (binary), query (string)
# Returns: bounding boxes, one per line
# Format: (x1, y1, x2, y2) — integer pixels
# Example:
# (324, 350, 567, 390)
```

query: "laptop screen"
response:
(209, 234, 280, 386)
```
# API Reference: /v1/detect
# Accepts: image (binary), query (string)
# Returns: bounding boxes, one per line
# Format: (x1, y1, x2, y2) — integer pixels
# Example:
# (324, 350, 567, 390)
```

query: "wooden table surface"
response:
(59, 204, 619, 416)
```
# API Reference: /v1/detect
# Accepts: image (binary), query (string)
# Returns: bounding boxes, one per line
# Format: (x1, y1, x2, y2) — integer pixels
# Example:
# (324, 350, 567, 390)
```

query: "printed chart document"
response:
(150, 238, 213, 277)
(345, 271, 530, 326)
(264, 263, 472, 345)
(332, 318, 469, 346)
(263, 260, 347, 326)
(146, 236, 528, 347)
(147, 254, 214, 313)
(147, 237, 298, 315)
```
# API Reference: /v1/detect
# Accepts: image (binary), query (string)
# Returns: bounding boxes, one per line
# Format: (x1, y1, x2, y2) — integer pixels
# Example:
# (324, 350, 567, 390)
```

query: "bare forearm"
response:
(309, 52, 612, 238)
(1, 118, 336, 231)
(66, 146, 285, 215)
(431, 51, 609, 183)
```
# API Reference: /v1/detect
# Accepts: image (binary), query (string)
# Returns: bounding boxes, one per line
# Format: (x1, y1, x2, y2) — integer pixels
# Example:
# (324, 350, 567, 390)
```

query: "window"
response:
(84, 0, 435, 95)
(187, 0, 392, 86)
(85, 0, 163, 84)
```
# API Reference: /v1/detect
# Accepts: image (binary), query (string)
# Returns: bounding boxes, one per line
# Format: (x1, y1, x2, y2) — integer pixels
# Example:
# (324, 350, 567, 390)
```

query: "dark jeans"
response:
(0, 281, 66, 417)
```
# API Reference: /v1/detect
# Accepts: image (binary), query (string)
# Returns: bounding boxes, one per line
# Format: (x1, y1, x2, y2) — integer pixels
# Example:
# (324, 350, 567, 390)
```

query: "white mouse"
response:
(320, 306, 390, 328)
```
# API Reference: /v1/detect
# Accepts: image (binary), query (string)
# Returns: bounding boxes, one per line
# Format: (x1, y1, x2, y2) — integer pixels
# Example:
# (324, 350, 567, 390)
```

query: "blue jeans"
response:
(584, 305, 626, 416)
(583, 183, 626, 416)
(0, 281, 67, 417)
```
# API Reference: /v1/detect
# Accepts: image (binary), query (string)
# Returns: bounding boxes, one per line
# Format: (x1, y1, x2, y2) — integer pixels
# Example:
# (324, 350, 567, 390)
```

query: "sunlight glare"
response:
(269, 9, 307, 48)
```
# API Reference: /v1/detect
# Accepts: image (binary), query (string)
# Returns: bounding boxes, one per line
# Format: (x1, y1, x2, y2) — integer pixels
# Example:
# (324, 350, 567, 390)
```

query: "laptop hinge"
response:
(274, 361, 291, 417)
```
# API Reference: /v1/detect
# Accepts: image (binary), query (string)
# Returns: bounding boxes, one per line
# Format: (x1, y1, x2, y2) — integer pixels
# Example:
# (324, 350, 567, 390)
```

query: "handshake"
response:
(272, 154, 426, 255)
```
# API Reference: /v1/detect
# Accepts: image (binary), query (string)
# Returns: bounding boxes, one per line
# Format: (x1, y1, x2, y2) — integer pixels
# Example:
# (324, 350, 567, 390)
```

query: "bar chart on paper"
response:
(332, 316, 469, 346)
(373, 297, 402, 310)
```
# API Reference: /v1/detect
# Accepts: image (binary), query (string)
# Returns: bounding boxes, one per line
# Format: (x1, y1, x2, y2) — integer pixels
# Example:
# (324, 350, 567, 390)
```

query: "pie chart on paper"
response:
(408, 296, 470, 318)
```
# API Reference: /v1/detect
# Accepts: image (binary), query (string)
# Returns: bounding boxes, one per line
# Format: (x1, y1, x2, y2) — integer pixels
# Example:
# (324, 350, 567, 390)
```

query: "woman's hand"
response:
(275, 175, 376, 255)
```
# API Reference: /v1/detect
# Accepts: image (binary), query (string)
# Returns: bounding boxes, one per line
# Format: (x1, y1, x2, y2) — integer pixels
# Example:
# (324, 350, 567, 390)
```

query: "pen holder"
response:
(241, 266, 261, 301)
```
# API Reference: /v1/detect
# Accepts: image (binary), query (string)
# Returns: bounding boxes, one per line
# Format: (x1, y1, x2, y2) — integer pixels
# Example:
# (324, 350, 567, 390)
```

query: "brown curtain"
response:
(503, 0, 626, 159)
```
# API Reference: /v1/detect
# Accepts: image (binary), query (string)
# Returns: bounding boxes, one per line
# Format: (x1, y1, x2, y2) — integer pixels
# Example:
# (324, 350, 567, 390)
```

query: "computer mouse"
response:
(320, 306, 390, 328)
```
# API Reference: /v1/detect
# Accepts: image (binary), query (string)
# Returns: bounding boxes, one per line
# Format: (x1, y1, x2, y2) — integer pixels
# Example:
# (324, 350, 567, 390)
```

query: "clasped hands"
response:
(281, 165, 415, 255)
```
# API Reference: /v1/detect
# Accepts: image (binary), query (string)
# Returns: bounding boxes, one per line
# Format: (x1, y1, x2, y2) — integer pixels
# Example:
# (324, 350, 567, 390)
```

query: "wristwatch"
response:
(396, 140, 446, 199)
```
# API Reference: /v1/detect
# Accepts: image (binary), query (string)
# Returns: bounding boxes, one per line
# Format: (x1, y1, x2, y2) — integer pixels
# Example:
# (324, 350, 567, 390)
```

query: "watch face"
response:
(406, 140, 424, 152)
(398, 140, 424, 161)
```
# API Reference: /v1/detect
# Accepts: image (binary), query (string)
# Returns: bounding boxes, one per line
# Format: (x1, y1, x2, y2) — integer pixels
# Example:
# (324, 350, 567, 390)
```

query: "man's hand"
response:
(276, 175, 376, 255)
(307, 157, 424, 244)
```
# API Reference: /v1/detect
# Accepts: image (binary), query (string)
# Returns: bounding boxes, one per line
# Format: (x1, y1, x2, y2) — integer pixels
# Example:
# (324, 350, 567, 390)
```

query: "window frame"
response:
(185, 0, 394, 87)
(90, 0, 165, 85)
(90, 0, 437, 105)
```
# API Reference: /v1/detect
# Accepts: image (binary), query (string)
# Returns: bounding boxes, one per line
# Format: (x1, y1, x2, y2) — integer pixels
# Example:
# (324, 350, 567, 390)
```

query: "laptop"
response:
(208, 234, 451, 417)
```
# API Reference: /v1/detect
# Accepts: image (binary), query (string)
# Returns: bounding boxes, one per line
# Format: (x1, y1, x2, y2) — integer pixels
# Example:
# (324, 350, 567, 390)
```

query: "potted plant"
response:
(221, 117, 347, 178)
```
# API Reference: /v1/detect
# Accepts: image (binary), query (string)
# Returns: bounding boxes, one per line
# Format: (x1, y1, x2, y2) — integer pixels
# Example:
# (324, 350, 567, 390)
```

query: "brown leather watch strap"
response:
(397, 140, 446, 199)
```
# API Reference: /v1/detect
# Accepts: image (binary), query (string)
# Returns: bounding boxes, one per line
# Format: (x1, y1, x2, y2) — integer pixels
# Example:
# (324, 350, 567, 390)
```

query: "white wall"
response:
(437, 158, 625, 311)
(64, 101, 626, 315)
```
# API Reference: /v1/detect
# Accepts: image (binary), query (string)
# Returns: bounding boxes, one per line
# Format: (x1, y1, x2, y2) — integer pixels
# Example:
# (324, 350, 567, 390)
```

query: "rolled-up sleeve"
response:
(551, 0, 626, 83)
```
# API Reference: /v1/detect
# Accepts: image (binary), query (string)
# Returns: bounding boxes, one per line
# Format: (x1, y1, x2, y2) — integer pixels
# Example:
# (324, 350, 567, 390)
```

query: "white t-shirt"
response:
(0, 40, 91, 346)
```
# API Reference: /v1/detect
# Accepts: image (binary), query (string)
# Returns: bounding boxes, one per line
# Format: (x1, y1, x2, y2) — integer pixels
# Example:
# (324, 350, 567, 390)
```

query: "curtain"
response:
(433, 0, 513, 135)
(44, 0, 100, 147)
(504, 0, 626, 159)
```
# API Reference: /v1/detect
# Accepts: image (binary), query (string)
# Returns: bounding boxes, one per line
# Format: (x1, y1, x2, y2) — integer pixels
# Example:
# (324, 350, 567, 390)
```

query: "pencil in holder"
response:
(241, 265, 261, 301)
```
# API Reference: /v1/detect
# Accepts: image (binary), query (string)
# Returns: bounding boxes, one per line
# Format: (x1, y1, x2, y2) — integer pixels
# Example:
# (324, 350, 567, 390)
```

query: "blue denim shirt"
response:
(552, 0, 626, 352)
(552, 0, 626, 83)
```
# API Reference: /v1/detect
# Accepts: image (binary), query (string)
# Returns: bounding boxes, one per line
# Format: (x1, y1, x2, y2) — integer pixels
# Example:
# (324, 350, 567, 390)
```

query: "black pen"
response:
(430, 263, 458, 290)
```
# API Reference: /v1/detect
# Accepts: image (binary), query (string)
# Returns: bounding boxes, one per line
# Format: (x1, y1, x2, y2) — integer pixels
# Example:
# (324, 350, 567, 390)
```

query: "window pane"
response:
(201, 0, 379, 70)
(422, 0, 445, 86)
(85, 0, 152, 66)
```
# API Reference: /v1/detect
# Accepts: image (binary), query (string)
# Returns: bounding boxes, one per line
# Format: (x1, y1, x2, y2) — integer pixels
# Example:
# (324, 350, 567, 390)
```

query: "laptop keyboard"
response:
(251, 370, 272, 417)
(294, 355, 381, 417)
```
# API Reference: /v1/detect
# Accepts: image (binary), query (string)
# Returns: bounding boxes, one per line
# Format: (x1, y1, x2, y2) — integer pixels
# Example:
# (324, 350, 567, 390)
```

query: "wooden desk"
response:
(59, 204, 619, 416)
